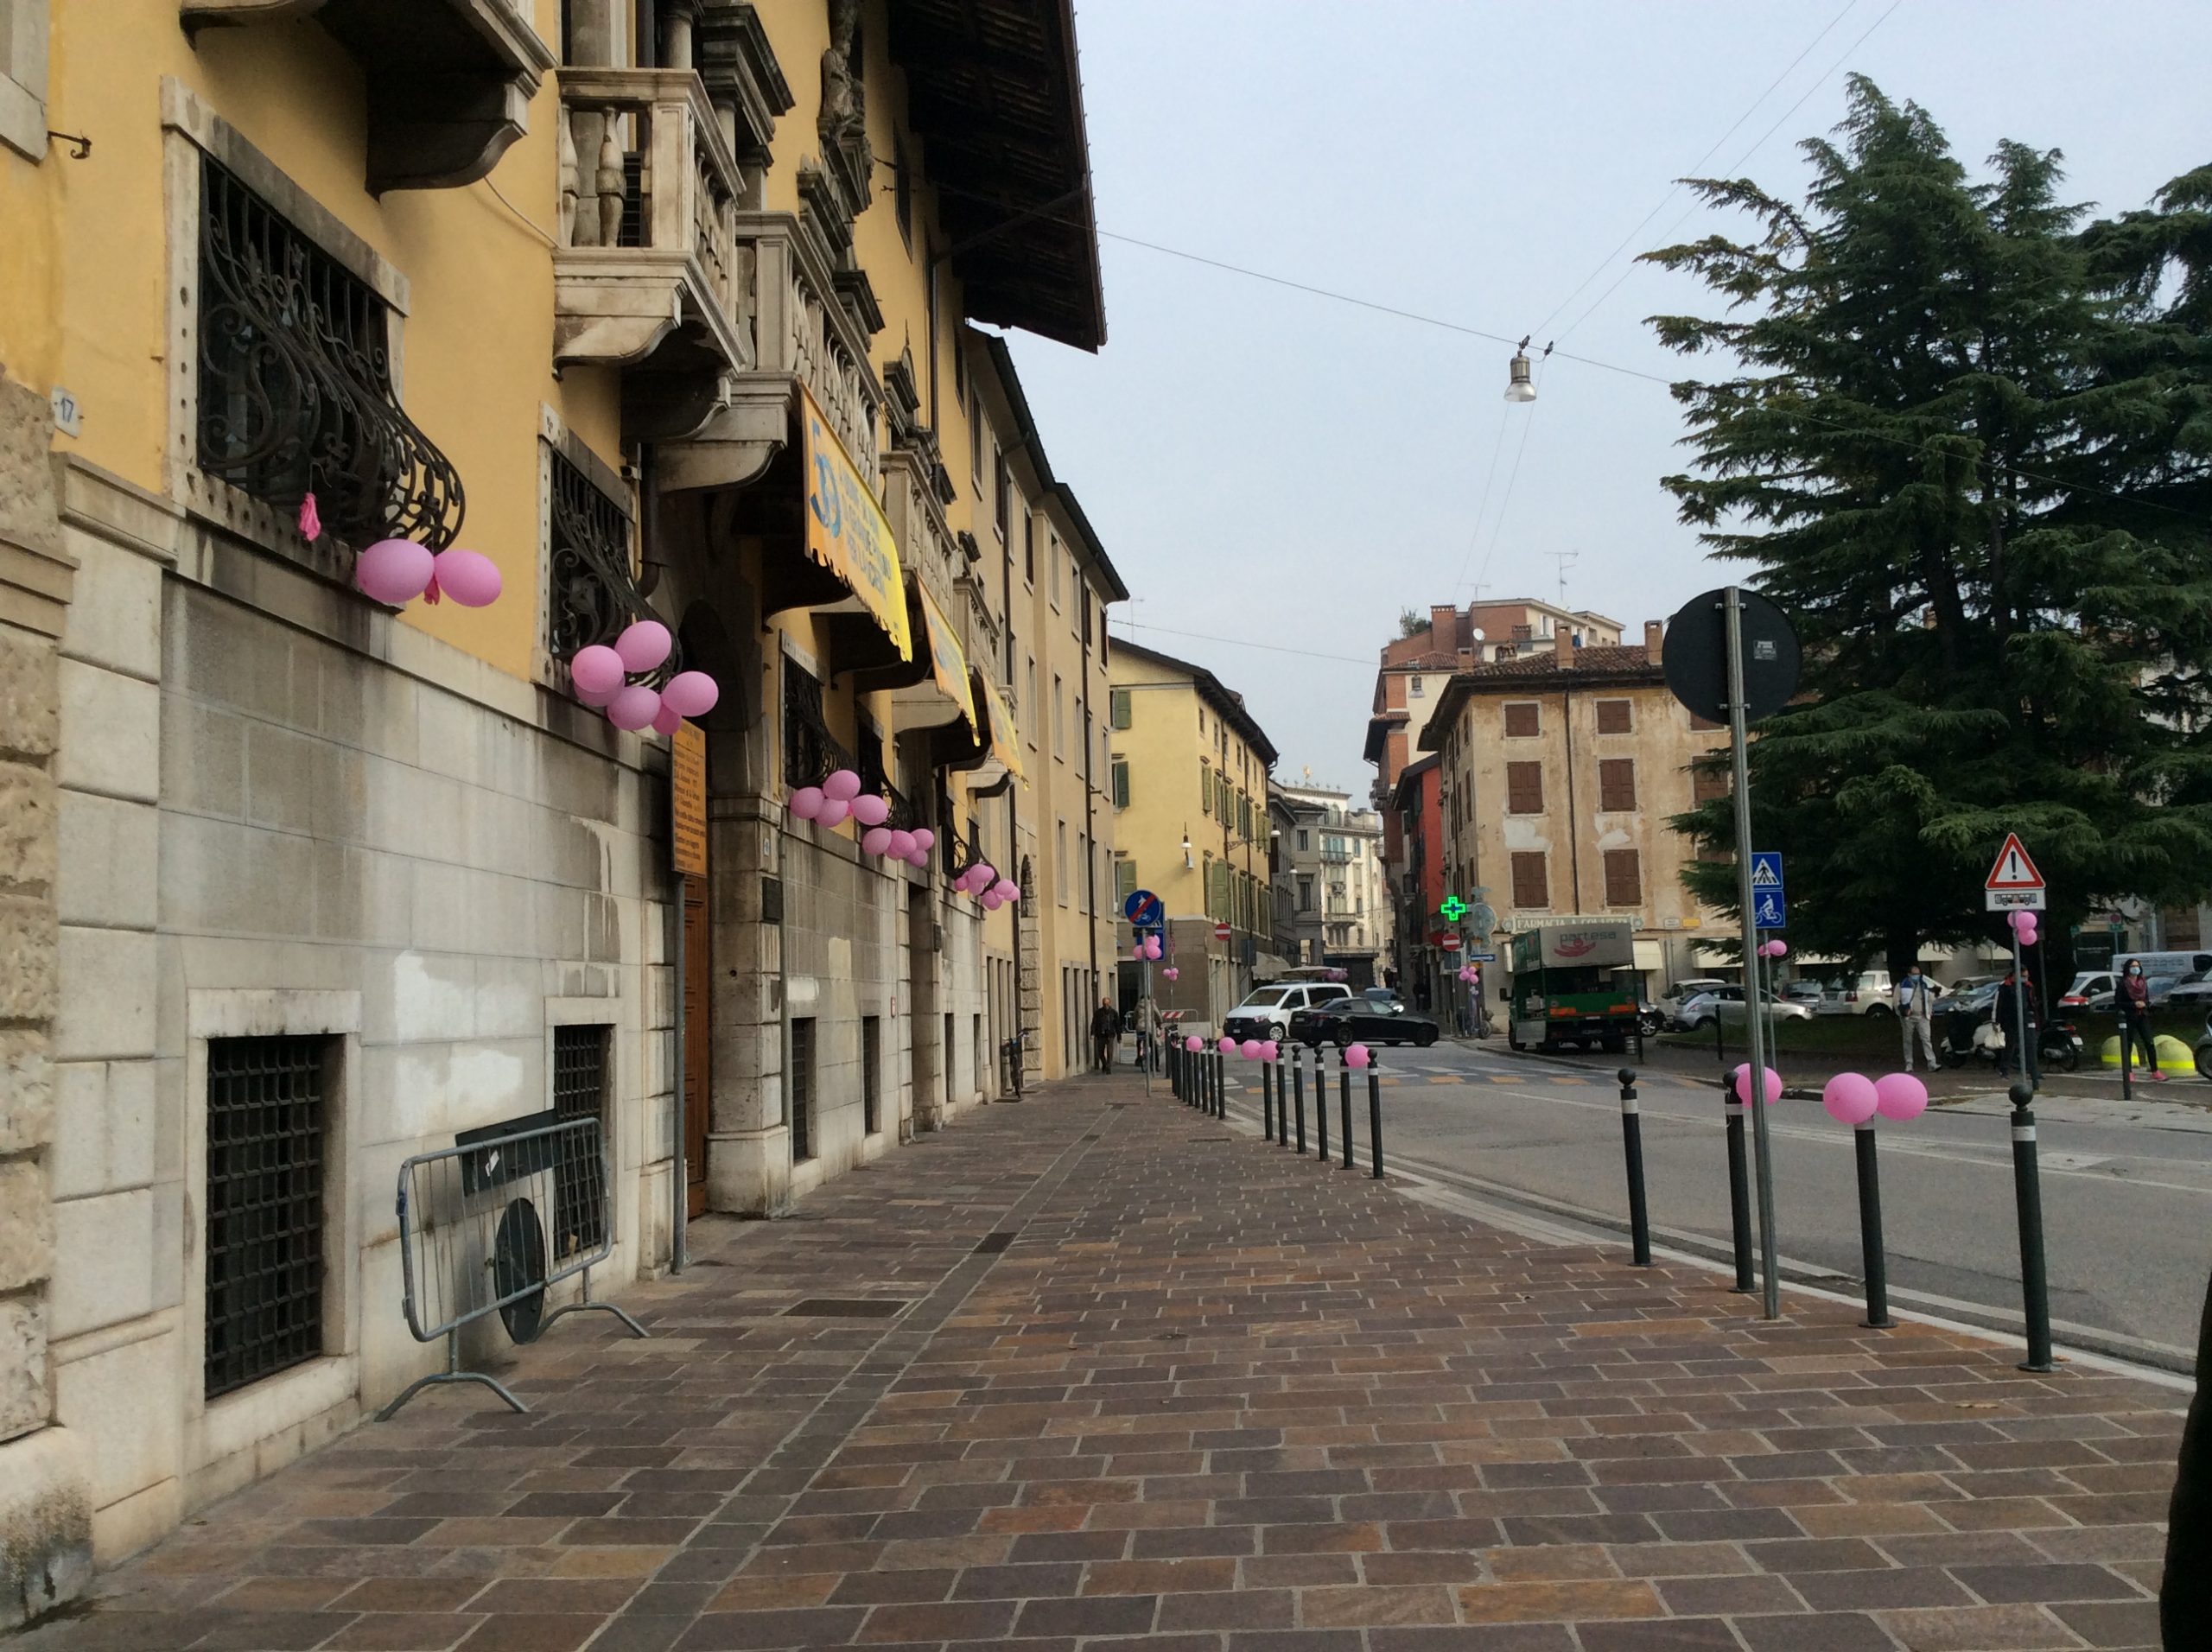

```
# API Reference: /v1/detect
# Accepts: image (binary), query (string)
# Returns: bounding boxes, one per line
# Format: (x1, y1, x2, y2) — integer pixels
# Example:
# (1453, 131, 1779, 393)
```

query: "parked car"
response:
(1780, 980, 1825, 1006)
(1223, 982, 1354, 1043)
(1669, 987, 1817, 1032)
(2061, 952, 2212, 1010)
(1817, 971, 1901, 1017)
(1289, 991, 1440, 1049)
(1656, 977, 1732, 1020)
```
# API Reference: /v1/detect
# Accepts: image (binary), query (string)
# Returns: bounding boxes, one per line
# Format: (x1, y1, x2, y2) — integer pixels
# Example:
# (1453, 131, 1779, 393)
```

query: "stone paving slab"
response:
(14, 1075, 2183, 1651)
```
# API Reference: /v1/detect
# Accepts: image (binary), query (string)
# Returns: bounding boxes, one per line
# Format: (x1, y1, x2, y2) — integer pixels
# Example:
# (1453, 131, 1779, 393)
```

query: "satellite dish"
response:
(1471, 628, 1485, 641)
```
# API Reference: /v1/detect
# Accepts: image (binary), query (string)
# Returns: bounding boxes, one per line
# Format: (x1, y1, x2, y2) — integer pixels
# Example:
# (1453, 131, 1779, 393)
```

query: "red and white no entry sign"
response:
(1213, 920, 1231, 942)
(1441, 936, 1462, 952)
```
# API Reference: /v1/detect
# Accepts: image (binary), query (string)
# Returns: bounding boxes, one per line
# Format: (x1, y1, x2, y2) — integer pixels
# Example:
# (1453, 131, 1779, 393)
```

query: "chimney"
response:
(1554, 627, 1573, 670)
(1429, 605, 1458, 645)
(1644, 620, 1664, 664)
(1455, 647, 1474, 670)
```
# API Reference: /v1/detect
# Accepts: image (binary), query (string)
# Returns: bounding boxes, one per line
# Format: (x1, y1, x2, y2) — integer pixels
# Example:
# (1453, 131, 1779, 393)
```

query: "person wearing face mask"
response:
(2120, 960, 2164, 1080)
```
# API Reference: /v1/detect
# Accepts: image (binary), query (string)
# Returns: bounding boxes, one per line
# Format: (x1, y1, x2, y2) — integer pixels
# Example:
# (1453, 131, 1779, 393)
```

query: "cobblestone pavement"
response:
(17, 1073, 2183, 1651)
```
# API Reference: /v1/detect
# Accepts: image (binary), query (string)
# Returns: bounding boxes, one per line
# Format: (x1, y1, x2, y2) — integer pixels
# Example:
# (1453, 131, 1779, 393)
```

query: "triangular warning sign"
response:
(1985, 833, 2044, 891)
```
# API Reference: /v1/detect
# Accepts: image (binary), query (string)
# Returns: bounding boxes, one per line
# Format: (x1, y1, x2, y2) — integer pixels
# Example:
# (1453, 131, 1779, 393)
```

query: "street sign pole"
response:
(1725, 587, 1782, 1320)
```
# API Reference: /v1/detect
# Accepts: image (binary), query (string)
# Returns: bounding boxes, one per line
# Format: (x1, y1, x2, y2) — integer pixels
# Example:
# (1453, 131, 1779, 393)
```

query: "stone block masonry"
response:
(11, 1068, 2182, 1652)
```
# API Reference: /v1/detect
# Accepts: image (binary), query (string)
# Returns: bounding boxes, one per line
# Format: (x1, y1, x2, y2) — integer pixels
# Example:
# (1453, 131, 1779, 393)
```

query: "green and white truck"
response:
(1506, 921, 1641, 1052)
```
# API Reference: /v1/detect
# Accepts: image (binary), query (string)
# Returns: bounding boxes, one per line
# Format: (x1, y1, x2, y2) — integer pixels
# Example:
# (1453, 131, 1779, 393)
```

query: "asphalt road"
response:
(1217, 1038, 2212, 1372)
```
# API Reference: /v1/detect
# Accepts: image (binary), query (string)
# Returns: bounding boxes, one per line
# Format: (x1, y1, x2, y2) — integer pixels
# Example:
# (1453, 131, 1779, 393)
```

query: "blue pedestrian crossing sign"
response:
(1750, 851, 1785, 931)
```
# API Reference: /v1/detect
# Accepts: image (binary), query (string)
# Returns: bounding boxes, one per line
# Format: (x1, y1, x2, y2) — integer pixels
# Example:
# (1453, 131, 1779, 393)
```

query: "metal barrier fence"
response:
(380, 1112, 645, 1420)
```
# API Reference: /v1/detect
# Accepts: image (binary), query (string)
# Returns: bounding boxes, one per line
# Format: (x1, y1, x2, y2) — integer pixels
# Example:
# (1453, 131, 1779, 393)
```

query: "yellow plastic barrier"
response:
(2096, 1033, 2196, 1074)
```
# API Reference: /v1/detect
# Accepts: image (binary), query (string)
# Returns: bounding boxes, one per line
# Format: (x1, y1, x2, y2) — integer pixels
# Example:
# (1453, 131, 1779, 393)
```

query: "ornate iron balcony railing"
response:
(196, 156, 464, 549)
(782, 659, 856, 791)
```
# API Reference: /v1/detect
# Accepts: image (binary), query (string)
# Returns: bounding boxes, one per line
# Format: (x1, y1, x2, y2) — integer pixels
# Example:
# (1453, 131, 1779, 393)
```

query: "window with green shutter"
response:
(1110, 688, 1131, 729)
(1114, 858, 1136, 904)
(1111, 758, 1129, 807)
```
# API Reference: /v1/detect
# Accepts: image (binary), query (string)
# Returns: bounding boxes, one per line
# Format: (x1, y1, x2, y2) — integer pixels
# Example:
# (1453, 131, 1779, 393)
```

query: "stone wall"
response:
(42, 461, 671, 1565)
(0, 368, 93, 1627)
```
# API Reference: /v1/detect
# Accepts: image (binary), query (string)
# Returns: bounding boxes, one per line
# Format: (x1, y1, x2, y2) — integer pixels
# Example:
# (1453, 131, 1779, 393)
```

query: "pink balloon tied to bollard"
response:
(1345, 1043, 1371, 1070)
(1873, 1071, 1928, 1121)
(1821, 1071, 1880, 1126)
(1730, 1063, 1783, 1105)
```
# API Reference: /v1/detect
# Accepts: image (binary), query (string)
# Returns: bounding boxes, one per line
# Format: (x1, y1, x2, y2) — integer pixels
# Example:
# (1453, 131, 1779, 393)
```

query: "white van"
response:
(2061, 951, 2212, 1009)
(1817, 970, 1895, 1017)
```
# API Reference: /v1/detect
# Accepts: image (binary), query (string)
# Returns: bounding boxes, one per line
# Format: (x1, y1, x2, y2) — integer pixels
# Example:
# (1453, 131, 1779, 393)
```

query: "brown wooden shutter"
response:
(1599, 758, 1637, 812)
(1505, 761, 1544, 815)
(1692, 761, 1729, 804)
(1503, 702, 1541, 738)
(1510, 851, 1548, 909)
(1596, 699, 1633, 734)
(1603, 848, 1642, 906)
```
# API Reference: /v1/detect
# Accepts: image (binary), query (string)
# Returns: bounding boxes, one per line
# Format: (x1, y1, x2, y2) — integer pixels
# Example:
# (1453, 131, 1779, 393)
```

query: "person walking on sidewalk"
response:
(1993, 968, 2041, 1090)
(1896, 962, 1937, 1071)
(2120, 959, 2165, 1080)
(1090, 997, 1122, 1073)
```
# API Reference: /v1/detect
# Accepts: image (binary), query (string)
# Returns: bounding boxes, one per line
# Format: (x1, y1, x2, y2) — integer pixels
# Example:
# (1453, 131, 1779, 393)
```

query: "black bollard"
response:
(1212, 1051, 1224, 1119)
(1618, 1068, 1651, 1268)
(2009, 1082, 2056, 1371)
(1279, 1048, 1293, 1144)
(1341, 1052, 1354, 1170)
(1853, 1119, 1894, 1328)
(1294, 1046, 1308, 1153)
(1723, 1078, 1755, 1294)
(2120, 1007, 2133, 1102)
(1314, 1050, 1330, 1160)
(1367, 1057, 1383, 1179)
(1262, 1055, 1274, 1137)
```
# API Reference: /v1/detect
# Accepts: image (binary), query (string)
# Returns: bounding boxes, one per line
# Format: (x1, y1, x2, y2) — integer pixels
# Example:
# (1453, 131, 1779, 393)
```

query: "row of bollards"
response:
(1246, 1044, 1383, 1178)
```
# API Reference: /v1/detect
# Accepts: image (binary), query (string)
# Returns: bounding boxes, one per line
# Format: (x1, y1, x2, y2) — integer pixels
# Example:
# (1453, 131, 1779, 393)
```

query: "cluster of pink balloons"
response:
(354, 538, 504, 611)
(1730, 1063, 1785, 1105)
(1758, 938, 1789, 960)
(1161, 966, 1179, 981)
(2008, 909, 2040, 947)
(952, 860, 1023, 908)
(1135, 934, 1164, 962)
(1821, 1071, 1928, 1126)
(791, 771, 931, 868)
(569, 620, 720, 735)
(1457, 963, 1481, 984)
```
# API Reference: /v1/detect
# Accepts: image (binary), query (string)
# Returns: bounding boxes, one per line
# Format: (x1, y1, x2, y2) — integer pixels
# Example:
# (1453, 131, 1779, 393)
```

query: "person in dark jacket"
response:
(1090, 998, 1122, 1073)
(2119, 960, 2164, 1080)
(1993, 969, 2040, 1089)
(2165, 1261, 2212, 1644)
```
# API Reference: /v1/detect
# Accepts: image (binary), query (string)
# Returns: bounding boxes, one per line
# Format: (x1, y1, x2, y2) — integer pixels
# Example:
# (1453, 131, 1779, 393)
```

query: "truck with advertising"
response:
(1506, 921, 1640, 1052)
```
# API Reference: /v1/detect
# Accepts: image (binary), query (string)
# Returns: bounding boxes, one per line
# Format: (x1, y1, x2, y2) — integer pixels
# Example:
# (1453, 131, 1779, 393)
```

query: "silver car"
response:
(1671, 987, 1818, 1032)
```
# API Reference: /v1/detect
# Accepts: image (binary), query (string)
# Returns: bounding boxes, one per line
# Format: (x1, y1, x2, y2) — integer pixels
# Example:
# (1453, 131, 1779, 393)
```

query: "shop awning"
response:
(792, 382, 910, 661)
(980, 675, 1023, 782)
(864, 576, 979, 735)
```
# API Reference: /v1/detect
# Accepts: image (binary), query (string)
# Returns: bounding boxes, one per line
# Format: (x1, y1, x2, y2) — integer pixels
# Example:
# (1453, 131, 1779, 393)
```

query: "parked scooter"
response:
(1939, 1006, 2083, 1072)
(2193, 1013, 2212, 1082)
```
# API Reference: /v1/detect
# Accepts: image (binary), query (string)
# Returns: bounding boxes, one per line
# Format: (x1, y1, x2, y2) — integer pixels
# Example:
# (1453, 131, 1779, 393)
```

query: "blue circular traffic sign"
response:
(1123, 888, 1163, 928)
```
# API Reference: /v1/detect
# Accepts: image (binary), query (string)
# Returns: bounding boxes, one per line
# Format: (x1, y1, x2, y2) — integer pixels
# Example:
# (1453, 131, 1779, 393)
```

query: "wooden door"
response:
(683, 875, 710, 1218)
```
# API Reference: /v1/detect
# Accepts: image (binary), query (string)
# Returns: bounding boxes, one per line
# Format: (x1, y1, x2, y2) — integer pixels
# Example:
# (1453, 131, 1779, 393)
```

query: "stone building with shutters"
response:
(0, 0, 1121, 1606)
(1417, 623, 1730, 995)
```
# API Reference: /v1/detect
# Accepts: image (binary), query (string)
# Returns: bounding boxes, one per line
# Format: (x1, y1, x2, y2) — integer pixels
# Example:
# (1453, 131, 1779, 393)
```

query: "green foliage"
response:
(1398, 608, 1427, 639)
(1646, 79, 2212, 971)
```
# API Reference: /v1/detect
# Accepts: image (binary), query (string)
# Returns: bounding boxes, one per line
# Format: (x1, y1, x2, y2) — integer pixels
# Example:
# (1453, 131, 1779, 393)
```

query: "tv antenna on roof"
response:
(1547, 550, 1579, 610)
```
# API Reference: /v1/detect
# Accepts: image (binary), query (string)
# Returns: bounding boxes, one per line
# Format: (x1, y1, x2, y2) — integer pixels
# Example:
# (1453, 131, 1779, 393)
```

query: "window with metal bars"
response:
(861, 1016, 881, 1135)
(195, 156, 462, 550)
(204, 1036, 331, 1400)
(547, 445, 642, 663)
(550, 1024, 609, 1260)
(783, 654, 843, 788)
(790, 1018, 815, 1160)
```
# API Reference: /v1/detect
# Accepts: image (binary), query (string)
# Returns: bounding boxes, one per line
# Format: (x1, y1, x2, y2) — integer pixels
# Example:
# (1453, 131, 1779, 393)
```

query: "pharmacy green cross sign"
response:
(1439, 896, 1467, 923)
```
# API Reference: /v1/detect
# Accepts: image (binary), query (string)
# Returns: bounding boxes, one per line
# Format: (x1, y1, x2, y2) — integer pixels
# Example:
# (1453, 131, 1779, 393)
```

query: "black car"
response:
(1288, 988, 1440, 1049)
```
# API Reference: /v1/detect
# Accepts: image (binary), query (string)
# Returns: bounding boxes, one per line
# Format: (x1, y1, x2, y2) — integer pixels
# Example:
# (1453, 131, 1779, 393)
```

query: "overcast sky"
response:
(1002, 1, 2212, 793)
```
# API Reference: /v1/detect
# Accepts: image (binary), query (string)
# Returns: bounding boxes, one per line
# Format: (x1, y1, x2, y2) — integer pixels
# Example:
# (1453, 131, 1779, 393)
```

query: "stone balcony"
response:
(180, 0, 556, 193)
(555, 67, 751, 439)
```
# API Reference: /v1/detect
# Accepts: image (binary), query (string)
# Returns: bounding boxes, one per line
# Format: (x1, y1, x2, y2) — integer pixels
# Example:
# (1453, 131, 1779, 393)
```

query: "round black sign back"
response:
(494, 1196, 548, 1344)
(1662, 587, 1802, 726)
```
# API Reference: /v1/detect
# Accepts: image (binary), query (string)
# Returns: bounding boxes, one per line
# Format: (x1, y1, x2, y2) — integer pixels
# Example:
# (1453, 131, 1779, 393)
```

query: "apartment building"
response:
(1272, 780, 1389, 986)
(0, 0, 1118, 1604)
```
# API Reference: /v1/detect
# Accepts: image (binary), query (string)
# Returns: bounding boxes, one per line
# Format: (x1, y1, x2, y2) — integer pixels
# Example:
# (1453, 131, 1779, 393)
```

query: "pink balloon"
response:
(1874, 1071, 1929, 1123)
(823, 769, 862, 803)
(906, 849, 930, 867)
(575, 678, 619, 708)
(982, 890, 1003, 910)
(1262, 1040, 1280, 1062)
(661, 670, 718, 718)
(816, 797, 849, 829)
(651, 702, 683, 736)
(1184, 1035, 1203, 1052)
(1821, 1071, 1880, 1126)
(975, 862, 995, 886)
(1768, 939, 1789, 958)
(430, 548, 502, 607)
(911, 829, 936, 852)
(1163, 967, 1179, 980)
(607, 685, 661, 730)
(1217, 1036, 1236, 1054)
(887, 830, 917, 859)
(1731, 1064, 1783, 1105)
(1345, 1043, 1372, 1070)
(993, 880, 1020, 903)
(789, 786, 824, 821)
(614, 619, 673, 673)
(849, 794, 890, 828)
(1240, 1039, 1262, 1060)
(861, 827, 893, 855)
(353, 537, 435, 606)
(569, 645, 626, 696)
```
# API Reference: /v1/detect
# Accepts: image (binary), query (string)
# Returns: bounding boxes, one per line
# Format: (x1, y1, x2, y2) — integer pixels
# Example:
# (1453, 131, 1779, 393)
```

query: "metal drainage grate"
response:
(972, 1230, 1017, 1255)
(782, 1298, 912, 1318)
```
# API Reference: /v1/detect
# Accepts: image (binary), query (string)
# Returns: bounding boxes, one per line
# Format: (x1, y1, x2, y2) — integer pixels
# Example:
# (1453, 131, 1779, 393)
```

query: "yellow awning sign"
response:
(917, 581, 978, 735)
(981, 676, 1024, 781)
(801, 384, 911, 660)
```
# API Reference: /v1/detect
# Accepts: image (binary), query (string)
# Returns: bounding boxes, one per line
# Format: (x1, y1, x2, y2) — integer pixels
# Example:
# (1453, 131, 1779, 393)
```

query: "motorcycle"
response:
(2193, 1013, 2212, 1083)
(1939, 1004, 2082, 1073)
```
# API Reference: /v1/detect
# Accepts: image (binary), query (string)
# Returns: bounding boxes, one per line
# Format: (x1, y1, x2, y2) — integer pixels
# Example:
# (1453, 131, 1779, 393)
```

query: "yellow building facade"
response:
(1107, 638, 1279, 1032)
(0, 0, 1116, 1609)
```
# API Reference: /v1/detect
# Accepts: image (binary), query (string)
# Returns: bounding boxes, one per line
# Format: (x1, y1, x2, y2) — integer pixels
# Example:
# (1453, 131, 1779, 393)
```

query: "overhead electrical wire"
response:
(1108, 618, 1373, 669)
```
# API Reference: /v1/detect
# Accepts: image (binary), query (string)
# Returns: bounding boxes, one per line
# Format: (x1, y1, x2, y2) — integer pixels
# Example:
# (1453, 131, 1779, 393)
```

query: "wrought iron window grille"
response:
(550, 1026, 611, 1260)
(196, 156, 463, 551)
(546, 446, 679, 686)
(782, 657, 856, 789)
